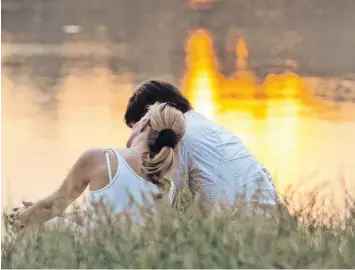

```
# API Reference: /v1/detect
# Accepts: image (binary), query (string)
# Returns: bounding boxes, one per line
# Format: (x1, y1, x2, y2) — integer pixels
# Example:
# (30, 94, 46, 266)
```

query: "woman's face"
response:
(126, 113, 150, 148)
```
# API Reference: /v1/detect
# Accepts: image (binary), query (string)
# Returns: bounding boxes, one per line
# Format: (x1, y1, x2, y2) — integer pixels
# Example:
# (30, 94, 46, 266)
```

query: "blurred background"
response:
(2, 0, 355, 214)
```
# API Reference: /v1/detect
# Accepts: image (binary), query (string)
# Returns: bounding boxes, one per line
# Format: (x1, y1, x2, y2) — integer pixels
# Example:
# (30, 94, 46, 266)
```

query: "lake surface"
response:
(2, 69, 355, 210)
(2, 32, 355, 212)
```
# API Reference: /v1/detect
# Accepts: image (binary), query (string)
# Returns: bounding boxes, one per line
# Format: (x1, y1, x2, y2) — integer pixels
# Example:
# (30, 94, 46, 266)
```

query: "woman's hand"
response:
(9, 201, 34, 231)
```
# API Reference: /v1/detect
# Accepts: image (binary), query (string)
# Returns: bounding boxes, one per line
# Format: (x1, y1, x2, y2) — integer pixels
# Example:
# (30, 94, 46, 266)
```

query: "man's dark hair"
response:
(124, 80, 192, 127)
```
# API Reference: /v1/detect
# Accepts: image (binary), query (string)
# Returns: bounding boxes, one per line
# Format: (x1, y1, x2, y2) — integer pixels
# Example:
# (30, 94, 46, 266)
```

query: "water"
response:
(2, 50, 355, 212)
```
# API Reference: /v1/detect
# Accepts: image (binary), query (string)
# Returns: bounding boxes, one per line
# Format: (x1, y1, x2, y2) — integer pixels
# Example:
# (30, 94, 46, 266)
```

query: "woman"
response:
(10, 102, 186, 230)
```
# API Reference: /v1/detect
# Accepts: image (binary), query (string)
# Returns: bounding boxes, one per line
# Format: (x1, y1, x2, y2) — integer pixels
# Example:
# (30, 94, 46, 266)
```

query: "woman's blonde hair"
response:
(141, 102, 186, 192)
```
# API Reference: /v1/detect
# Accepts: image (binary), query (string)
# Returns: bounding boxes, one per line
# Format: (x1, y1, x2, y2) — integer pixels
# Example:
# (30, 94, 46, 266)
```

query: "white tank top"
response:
(86, 148, 176, 225)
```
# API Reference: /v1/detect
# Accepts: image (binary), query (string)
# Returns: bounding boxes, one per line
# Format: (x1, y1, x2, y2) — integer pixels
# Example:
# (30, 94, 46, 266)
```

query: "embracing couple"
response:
(10, 80, 280, 230)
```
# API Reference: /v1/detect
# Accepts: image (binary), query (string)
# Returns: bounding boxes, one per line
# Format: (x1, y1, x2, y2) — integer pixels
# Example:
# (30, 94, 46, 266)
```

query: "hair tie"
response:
(154, 129, 178, 151)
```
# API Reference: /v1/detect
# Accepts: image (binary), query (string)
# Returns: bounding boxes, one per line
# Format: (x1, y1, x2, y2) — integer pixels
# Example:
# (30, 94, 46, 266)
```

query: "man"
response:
(125, 80, 280, 207)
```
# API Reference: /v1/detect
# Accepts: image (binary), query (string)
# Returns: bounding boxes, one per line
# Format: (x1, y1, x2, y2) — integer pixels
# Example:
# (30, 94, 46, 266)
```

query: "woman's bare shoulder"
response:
(81, 147, 125, 157)
(79, 147, 138, 170)
(80, 147, 106, 160)
(75, 148, 112, 170)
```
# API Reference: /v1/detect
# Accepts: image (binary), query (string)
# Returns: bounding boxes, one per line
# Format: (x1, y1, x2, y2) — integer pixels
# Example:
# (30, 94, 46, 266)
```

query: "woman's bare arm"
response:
(13, 149, 99, 228)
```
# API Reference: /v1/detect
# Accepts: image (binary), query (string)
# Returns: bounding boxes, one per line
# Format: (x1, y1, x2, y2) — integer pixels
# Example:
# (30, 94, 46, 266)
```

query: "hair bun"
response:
(155, 129, 178, 150)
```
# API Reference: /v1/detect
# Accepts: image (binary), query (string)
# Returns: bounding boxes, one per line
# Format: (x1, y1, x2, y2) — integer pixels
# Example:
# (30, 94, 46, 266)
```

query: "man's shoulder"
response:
(181, 115, 239, 156)
(184, 111, 236, 139)
(185, 110, 219, 130)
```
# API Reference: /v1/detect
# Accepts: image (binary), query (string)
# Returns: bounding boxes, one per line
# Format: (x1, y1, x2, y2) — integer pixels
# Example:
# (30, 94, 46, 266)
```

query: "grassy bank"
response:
(2, 187, 355, 269)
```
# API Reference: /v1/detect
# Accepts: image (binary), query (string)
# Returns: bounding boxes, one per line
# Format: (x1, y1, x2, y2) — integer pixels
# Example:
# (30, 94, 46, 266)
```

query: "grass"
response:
(1, 182, 355, 269)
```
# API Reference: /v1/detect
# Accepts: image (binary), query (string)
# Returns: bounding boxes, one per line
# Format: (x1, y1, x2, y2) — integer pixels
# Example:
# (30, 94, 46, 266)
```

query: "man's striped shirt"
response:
(173, 110, 279, 207)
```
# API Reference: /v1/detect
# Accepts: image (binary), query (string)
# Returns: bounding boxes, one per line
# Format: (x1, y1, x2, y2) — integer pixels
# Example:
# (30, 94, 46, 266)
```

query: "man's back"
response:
(174, 110, 278, 206)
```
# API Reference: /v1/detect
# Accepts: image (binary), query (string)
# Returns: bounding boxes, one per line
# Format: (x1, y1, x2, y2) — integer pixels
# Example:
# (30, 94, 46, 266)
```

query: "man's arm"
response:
(13, 149, 98, 228)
